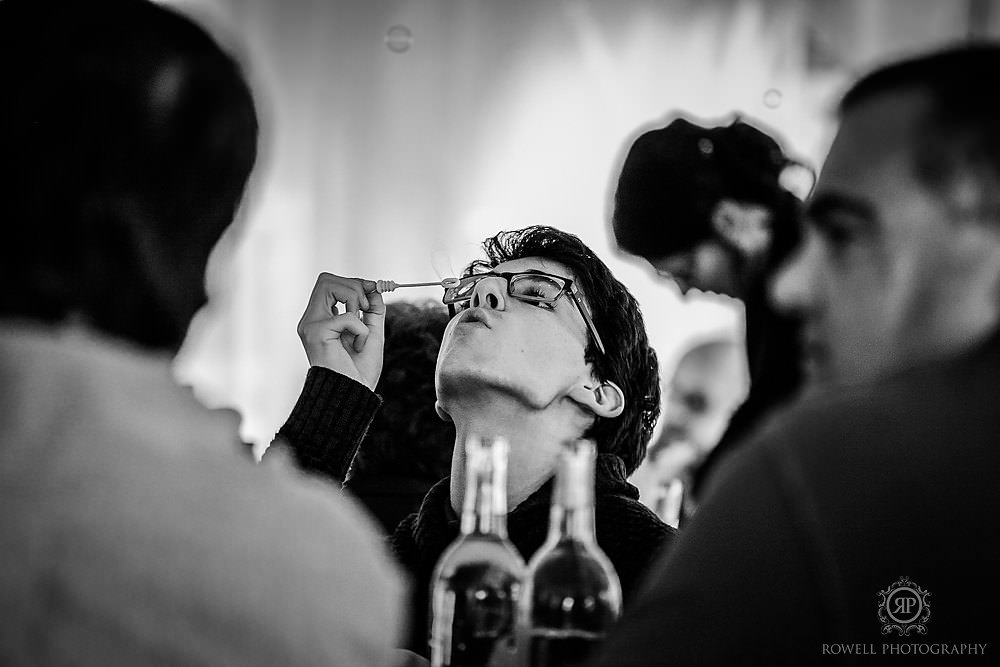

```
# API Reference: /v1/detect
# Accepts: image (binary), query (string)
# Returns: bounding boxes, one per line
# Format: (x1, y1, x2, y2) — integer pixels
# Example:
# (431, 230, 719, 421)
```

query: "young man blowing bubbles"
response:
(276, 226, 673, 658)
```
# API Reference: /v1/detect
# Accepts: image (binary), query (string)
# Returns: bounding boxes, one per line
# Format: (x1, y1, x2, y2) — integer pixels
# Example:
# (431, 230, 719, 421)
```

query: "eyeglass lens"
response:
(449, 273, 566, 303)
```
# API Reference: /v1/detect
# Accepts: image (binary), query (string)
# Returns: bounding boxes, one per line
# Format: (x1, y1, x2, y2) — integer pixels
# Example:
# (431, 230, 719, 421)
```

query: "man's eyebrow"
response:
(517, 268, 568, 279)
(805, 191, 878, 227)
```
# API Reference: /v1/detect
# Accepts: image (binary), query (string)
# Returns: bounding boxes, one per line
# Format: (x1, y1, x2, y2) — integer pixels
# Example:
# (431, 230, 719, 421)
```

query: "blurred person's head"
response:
(651, 338, 747, 463)
(613, 116, 805, 300)
(0, 0, 258, 353)
(353, 301, 454, 481)
(772, 44, 1000, 388)
(435, 226, 660, 506)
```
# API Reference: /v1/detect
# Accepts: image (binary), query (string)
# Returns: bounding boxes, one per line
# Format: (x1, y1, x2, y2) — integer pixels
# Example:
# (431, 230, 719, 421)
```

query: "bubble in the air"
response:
(763, 88, 783, 109)
(385, 25, 413, 53)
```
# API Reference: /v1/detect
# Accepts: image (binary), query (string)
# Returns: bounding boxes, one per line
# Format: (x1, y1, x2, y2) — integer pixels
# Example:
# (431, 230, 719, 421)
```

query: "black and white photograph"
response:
(2, 0, 998, 664)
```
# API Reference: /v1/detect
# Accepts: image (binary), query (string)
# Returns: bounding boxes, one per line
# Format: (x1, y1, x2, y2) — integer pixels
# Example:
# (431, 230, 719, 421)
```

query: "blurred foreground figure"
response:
(595, 44, 1000, 664)
(630, 338, 745, 526)
(613, 116, 805, 507)
(0, 1, 403, 664)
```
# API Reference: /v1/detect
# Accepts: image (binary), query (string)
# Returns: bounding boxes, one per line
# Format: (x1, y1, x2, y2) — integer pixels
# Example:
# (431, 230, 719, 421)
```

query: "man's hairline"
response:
(838, 80, 990, 204)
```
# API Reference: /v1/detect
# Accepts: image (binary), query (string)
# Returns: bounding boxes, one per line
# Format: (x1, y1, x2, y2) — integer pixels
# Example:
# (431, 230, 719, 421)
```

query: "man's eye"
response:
(820, 222, 854, 245)
(815, 210, 867, 240)
(809, 214, 865, 258)
(512, 275, 563, 296)
(509, 282, 557, 308)
(525, 294, 556, 309)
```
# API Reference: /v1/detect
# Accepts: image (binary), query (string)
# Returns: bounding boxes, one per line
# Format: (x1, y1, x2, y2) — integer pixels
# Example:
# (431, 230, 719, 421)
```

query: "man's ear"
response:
(568, 380, 625, 419)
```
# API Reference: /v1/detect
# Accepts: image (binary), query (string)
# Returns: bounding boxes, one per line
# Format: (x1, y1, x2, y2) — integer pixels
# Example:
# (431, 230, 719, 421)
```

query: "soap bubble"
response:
(763, 88, 783, 109)
(385, 25, 413, 53)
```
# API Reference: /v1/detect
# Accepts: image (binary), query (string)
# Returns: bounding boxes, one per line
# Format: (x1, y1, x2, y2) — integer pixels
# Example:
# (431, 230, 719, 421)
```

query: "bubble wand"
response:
(374, 277, 461, 293)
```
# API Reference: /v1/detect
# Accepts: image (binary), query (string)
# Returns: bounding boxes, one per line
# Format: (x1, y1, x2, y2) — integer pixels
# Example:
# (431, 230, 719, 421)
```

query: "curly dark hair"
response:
(612, 116, 803, 276)
(353, 301, 455, 480)
(465, 226, 660, 475)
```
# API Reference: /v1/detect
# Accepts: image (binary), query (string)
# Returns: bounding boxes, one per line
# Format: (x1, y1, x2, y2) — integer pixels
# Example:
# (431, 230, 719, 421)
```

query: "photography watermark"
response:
(821, 643, 988, 656)
(878, 576, 931, 635)
(819, 577, 988, 657)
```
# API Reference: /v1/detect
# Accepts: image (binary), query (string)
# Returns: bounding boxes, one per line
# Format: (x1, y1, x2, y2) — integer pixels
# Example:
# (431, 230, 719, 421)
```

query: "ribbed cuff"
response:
(277, 367, 382, 480)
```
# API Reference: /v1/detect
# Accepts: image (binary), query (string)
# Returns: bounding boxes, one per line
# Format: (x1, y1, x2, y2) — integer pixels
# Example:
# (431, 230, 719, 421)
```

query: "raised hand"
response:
(296, 273, 385, 391)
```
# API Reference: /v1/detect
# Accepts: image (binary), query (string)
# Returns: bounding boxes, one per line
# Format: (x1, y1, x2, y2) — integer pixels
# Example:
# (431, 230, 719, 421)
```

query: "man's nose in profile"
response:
(471, 278, 506, 310)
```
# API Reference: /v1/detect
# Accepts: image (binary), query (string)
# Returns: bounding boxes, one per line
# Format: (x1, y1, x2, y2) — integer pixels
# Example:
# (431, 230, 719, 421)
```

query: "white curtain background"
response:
(167, 0, 999, 450)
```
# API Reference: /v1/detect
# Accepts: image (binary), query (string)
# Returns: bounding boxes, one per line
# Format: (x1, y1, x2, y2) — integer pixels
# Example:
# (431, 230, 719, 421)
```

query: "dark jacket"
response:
(594, 330, 1000, 665)
(690, 279, 803, 502)
(277, 367, 674, 657)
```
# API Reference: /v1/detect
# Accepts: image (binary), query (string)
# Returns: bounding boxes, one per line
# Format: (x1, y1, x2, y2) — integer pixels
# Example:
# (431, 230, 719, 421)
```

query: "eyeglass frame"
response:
(441, 270, 607, 355)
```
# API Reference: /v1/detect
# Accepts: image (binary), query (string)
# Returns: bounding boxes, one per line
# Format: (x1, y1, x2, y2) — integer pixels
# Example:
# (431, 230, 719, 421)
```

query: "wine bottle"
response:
(430, 436, 524, 667)
(520, 441, 622, 667)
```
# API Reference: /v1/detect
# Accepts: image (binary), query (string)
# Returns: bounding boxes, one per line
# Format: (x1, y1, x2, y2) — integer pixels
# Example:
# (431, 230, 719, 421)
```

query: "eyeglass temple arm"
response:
(568, 289, 606, 355)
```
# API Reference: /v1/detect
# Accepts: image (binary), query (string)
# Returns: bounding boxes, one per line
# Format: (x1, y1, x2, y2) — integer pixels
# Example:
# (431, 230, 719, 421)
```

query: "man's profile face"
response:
(652, 240, 740, 298)
(435, 256, 597, 413)
(771, 89, 988, 387)
(435, 255, 604, 511)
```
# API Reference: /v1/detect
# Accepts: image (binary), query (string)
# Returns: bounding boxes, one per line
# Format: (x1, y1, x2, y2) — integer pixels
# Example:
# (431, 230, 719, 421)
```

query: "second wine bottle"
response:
(519, 440, 622, 667)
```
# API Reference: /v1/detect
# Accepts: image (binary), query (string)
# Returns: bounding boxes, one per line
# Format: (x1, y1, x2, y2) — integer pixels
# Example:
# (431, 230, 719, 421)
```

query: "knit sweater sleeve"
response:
(273, 366, 382, 483)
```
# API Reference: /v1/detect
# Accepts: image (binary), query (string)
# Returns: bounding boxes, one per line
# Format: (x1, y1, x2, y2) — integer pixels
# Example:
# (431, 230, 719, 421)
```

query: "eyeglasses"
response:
(442, 270, 606, 355)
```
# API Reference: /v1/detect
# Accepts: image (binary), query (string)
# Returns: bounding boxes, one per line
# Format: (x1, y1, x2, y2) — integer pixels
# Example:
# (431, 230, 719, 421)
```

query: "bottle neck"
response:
(546, 441, 596, 543)
(460, 437, 509, 538)
(548, 504, 595, 543)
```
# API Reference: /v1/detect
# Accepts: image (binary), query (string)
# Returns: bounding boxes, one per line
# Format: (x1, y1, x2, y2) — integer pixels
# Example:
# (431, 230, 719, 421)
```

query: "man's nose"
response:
(769, 233, 820, 317)
(471, 276, 507, 310)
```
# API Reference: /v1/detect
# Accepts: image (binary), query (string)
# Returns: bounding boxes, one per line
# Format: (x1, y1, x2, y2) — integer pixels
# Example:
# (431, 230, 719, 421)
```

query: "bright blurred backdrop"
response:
(164, 0, 1000, 449)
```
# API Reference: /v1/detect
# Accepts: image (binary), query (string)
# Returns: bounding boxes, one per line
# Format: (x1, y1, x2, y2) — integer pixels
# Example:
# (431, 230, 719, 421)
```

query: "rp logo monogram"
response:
(878, 577, 931, 636)
(893, 595, 917, 616)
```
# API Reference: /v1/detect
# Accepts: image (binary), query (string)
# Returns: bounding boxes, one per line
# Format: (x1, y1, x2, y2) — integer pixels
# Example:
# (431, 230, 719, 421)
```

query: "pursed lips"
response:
(457, 307, 493, 328)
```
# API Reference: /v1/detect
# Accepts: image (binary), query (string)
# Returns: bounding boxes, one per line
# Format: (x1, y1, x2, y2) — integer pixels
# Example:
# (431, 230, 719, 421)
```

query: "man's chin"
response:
(437, 364, 504, 395)
(437, 371, 552, 413)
